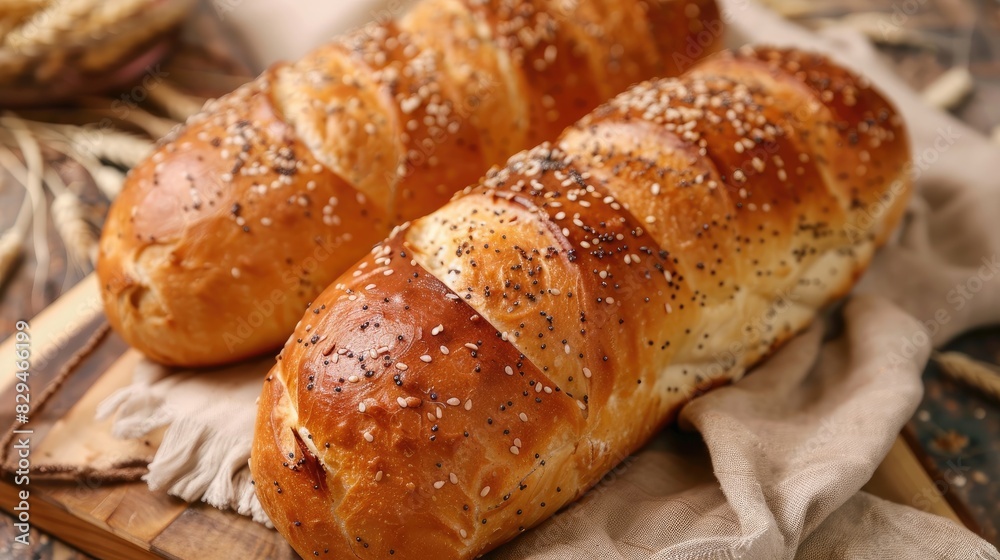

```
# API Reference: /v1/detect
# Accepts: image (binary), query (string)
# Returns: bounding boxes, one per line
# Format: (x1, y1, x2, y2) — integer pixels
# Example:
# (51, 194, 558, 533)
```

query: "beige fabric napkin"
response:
(96, 0, 1000, 557)
(494, 298, 993, 559)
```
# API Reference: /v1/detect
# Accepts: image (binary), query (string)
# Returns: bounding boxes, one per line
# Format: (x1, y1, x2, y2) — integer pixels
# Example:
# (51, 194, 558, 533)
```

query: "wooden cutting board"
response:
(0, 274, 965, 560)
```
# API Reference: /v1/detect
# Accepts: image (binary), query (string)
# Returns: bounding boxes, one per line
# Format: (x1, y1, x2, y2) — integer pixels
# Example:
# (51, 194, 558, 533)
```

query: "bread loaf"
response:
(250, 47, 911, 559)
(97, 0, 722, 366)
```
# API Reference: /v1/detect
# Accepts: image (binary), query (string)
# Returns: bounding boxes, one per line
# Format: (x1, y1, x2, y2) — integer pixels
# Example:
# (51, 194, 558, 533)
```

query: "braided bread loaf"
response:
(250, 47, 911, 559)
(96, 0, 721, 366)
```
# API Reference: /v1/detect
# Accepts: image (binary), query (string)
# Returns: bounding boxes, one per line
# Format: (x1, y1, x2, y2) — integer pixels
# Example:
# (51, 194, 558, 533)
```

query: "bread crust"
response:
(251, 47, 911, 558)
(97, 0, 722, 366)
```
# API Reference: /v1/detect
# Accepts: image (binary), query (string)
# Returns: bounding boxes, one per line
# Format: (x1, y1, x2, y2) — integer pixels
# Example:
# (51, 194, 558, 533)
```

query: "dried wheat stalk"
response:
(147, 81, 206, 122)
(42, 164, 99, 267)
(3, 0, 152, 53)
(0, 115, 49, 307)
(50, 189, 99, 266)
(0, 228, 26, 286)
(88, 164, 126, 200)
(82, 102, 179, 139)
(62, 126, 153, 169)
(3, 0, 98, 52)
(15, 119, 139, 199)
(933, 351, 1000, 402)
(0, 186, 32, 286)
(922, 67, 975, 111)
(0, 0, 50, 38)
(26, 120, 154, 169)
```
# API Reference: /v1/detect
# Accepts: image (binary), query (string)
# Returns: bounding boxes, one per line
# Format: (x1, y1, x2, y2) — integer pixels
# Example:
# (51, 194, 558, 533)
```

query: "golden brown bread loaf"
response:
(250, 46, 911, 559)
(96, 0, 722, 366)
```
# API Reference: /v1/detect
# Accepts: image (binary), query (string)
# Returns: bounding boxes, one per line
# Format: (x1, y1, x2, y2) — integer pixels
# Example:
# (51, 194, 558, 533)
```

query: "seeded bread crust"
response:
(250, 47, 911, 559)
(97, 0, 722, 366)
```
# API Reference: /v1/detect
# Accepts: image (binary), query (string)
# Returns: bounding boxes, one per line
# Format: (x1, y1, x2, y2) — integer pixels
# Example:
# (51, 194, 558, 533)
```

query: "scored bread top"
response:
(251, 46, 911, 559)
(97, 0, 722, 366)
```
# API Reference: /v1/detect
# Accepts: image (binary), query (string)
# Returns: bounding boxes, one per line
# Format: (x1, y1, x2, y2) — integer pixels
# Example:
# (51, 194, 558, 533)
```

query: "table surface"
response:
(1, 0, 999, 557)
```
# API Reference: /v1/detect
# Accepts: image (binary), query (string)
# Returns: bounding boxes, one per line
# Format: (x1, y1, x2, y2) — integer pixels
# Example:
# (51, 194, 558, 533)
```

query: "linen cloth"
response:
(97, 0, 1000, 557)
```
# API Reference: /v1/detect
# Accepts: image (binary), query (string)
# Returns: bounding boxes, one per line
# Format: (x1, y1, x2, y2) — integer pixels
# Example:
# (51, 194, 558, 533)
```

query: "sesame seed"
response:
(519, 413, 528, 422)
(577, 400, 587, 410)
(405, 396, 421, 407)
(450, 472, 458, 484)
(460, 530, 467, 539)
(231, 267, 241, 278)
(505, 366, 514, 375)
(420, 355, 432, 362)
(513, 438, 522, 448)
(384, 269, 394, 276)
(481, 486, 491, 497)
(397, 397, 408, 408)
(464, 343, 479, 351)
(395, 362, 408, 371)
(535, 384, 543, 393)
(432, 325, 444, 336)
(434, 480, 445, 489)
(510, 446, 520, 455)
(583, 367, 592, 378)
(400, 96, 421, 114)
(447, 397, 461, 406)
(465, 400, 473, 411)
(440, 345, 449, 354)
(375, 470, 383, 481)
(363, 432, 374, 442)
(348, 375, 360, 383)
(359, 403, 366, 413)
(645, 216, 656, 224)
(651, 183, 661, 195)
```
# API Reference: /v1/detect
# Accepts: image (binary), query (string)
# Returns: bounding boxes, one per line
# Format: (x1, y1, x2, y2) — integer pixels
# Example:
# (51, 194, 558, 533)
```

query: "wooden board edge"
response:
(0, 479, 163, 560)
(0, 275, 103, 390)
(865, 434, 963, 526)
